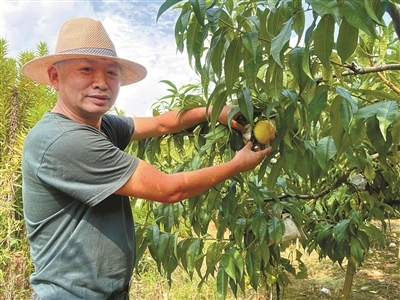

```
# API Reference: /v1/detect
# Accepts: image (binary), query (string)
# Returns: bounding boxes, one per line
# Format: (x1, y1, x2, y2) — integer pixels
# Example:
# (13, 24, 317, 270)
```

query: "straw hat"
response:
(22, 17, 147, 86)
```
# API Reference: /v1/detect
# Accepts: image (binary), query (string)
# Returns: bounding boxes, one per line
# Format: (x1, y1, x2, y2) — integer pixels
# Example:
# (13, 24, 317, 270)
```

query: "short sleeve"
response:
(37, 125, 138, 206)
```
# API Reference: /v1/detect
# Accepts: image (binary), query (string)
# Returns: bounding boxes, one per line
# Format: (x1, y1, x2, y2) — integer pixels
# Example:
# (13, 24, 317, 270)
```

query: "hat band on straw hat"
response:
(60, 48, 118, 57)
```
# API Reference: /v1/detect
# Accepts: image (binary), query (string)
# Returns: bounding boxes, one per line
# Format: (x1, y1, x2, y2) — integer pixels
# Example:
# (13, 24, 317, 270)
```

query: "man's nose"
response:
(92, 71, 108, 90)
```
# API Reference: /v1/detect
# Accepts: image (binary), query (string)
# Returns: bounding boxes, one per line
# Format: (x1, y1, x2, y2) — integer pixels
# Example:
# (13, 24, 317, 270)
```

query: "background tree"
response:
(0, 39, 57, 298)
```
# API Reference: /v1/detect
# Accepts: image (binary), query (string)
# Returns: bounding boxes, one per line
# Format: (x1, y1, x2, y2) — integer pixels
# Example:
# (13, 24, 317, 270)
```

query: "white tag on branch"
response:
(348, 173, 367, 190)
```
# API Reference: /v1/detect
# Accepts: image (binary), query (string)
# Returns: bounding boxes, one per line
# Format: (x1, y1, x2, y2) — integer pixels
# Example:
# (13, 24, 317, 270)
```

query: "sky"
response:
(1, 0, 197, 116)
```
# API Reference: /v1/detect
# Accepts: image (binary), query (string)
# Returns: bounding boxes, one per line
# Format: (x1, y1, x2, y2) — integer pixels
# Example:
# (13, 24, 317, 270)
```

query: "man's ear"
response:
(47, 65, 60, 90)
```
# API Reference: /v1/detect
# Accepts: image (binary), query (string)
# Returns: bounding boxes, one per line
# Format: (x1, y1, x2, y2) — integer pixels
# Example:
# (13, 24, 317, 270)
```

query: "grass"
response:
(130, 255, 221, 300)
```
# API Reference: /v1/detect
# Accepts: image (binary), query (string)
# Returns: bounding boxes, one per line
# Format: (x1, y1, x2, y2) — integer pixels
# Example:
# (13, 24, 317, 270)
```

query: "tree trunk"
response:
(341, 260, 356, 300)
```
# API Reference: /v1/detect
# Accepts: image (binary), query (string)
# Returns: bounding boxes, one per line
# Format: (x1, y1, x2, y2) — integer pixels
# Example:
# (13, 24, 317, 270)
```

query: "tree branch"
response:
(368, 58, 400, 94)
(342, 63, 400, 76)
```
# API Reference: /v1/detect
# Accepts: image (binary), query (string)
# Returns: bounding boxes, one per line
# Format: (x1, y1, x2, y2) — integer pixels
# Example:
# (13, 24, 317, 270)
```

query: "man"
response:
(21, 17, 271, 299)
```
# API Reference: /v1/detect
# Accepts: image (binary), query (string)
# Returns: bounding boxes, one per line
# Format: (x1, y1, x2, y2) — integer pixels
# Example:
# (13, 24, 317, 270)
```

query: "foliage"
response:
(0, 39, 57, 299)
(125, 0, 400, 298)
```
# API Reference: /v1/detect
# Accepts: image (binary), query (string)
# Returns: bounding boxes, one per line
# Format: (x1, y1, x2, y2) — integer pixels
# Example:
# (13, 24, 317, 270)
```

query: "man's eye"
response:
(108, 70, 119, 76)
(81, 67, 92, 71)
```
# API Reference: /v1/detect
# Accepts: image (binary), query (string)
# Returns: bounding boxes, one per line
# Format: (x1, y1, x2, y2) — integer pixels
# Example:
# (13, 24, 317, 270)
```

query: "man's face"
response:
(49, 58, 121, 120)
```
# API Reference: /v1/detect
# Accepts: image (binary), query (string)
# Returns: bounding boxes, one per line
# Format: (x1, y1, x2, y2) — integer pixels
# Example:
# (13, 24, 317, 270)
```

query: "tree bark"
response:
(341, 260, 356, 300)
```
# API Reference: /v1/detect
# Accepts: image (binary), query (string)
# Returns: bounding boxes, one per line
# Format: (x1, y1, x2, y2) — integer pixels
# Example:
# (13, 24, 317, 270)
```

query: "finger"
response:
(262, 146, 272, 155)
(231, 120, 246, 132)
(244, 141, 253, 149)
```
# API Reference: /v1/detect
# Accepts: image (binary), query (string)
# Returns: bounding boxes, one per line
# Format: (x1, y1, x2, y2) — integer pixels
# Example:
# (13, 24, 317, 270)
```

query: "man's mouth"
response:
(88, 94, 110, 100)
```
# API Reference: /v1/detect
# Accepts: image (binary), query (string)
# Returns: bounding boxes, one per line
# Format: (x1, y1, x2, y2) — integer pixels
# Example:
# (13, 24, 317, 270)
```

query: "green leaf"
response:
(376, 101, 398, 140)
(391, 118, 400, 161)
(284, 148, 297, 173)
(256, 148, 269, 179)
(205, 242, 223, 274)
(242, 31, 259, 62)
(354, 88, 399, 101)
(339, 96, 353, 132)
(271, 17, 294, 67)
(308, 0, 340, 23)
(357, 230, 370, 252)
(289, 47, 308, 92)
(221, 251, 237, 282)
(209, 28, 226, 78)
(344, 148, 368, 170)
(364, 0, 385, 26)
(316, 223, 333, 246)
(245, 244, 261, 289)
(330, 96, 345, 147)
(330, 96, 354, 155)
(247, 181, 264, 207)
(316, 136, 337, 171)
(186, 238, 201, 278)
(251, 209, 268, 243)
(166, 257, 179, 287)
(268, 216, 284, 244)
(336, 86, 358, 113)
(359, 222, 385, 247)
(147, 224, 160, 259)
(189, 0, 206, 26)
(333, 219, 350, 243)
(174, 5, 191, 52)
(350, 237, 364, 264)
(210, 91, 228, 129)
(302, 18, 316, 78)
(224, 38, 242, 93)
(366, 117, 389, 158)
(308, 84, 328, 123)
(243, 47, 257, 90)
(337, 18, 359, 63)
(156, 233, 170, 271)
(221, 182, 236, 218)
(354, 102, 396, 120)
(296, 260, 308, 279)
(206, 5, 222, 29)
(292, 7, 305, 46)
(162, 203, 176, 232)
(267, 156, 285, 190)
(265, 58, 284, 101)
(237, 87, 254, 126)
(134, 226, 148, 266)
(314, 14, 335, 70)
(217, 266, 228, 299)
(233, 218, 247, 247)
(186, 15, 202, 62)
(157, 0, 184, 21)
(343, 0, 377, 38)
(260, 240, 270, 266)
(228, 248, 244, 279)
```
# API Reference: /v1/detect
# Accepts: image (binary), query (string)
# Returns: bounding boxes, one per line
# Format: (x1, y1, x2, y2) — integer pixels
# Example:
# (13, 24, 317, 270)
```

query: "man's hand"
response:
(232, 141, 272, 172)
(217, 105, 246, 132)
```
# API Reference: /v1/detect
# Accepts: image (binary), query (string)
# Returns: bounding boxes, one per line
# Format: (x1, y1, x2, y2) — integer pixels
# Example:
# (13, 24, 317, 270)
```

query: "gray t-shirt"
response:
(22, 112, 139, 299)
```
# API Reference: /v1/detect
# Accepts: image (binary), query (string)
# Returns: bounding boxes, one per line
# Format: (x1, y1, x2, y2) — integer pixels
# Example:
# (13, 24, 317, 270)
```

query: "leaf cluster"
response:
(135, 0, 400, 297)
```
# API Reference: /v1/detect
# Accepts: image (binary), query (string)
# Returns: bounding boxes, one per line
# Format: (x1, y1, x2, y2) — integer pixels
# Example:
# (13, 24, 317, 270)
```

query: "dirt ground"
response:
(243, 218, 400, 300)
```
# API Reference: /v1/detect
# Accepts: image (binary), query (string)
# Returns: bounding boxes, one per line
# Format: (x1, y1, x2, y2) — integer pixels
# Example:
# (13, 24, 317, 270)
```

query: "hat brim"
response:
(22, 53, 147, 86)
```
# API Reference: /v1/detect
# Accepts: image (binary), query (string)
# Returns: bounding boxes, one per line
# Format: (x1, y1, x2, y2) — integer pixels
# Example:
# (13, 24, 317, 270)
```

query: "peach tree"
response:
(130, 0, 400, 299)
